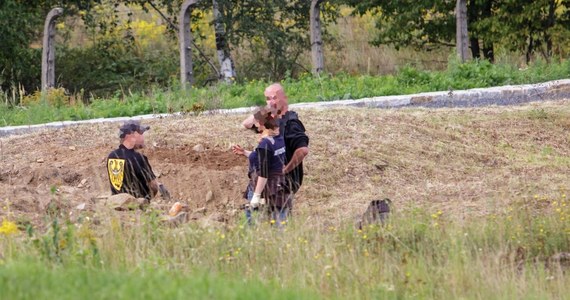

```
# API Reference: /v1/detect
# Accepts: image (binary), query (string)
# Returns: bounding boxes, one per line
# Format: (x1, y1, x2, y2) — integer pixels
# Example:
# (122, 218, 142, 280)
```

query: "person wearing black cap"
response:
(106, 120, 169, 201)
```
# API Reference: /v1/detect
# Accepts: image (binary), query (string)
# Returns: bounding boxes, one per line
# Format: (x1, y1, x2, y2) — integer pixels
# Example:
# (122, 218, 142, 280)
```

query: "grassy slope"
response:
(0, 259, 318, 300)
(1, 101, 569, 299)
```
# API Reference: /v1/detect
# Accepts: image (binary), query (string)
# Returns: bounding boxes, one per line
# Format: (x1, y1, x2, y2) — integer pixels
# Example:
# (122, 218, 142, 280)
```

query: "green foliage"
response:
(490, 0, 570, 61)
(21, 88, 71, 107)
(0, 0, 342, 100)
(0, 0, 43, 94)
(56, 42, 179, 98)
(0, 193, 568, 299)
(3, 0, 570, 106)
(396, 66, 432, 87)
(1, 59, 570, 126)
(214, 0, 339, 81)
(344, 0, 570, 62)
(0, 261, 318, 299)
(443, 58, 512, 88)
(345, 0, 456, 50)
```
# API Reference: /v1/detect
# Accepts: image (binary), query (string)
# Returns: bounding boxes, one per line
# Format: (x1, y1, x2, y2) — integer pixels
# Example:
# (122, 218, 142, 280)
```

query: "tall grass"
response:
(0, 259, 317, 299)
(1, 58, 569, 127)
(1, 193, 568, 299)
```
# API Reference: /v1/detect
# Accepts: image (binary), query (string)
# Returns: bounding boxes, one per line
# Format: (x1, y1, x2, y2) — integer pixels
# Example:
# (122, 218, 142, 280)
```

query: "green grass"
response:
(1, 59, 570, 127)
(1, 195, 569, 299)
(0, 259, 317, 300)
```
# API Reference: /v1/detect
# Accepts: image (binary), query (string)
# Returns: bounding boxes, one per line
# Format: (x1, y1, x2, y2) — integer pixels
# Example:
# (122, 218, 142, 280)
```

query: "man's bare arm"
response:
(242, 114, 255, 129)
(283, 146, 309, 174)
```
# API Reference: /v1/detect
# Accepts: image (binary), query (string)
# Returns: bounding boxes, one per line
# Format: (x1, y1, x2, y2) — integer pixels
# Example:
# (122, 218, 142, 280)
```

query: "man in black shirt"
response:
(107, 120, 168, 201)
(242, 83, 309, 204)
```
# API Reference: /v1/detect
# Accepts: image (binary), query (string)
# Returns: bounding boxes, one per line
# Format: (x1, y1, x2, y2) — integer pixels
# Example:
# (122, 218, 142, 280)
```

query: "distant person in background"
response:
(242, 83, 309, 216)
(107, 120, 169, 202)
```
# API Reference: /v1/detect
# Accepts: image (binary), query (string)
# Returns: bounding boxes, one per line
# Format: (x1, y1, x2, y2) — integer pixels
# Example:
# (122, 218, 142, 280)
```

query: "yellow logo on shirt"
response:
(107, 158, 125, 191)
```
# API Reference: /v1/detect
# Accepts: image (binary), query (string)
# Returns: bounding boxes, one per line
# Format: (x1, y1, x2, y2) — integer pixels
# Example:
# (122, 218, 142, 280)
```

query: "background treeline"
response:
(1, 0, 569, 104)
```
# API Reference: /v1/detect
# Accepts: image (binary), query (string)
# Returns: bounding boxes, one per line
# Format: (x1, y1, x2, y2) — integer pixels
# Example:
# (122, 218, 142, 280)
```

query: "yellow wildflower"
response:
(0, 220, 18, 235)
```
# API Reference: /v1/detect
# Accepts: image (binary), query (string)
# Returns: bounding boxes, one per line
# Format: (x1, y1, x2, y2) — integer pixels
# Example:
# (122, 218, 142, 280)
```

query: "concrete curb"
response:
(288, 79, 570, 109)
(1, 79, 569, 138)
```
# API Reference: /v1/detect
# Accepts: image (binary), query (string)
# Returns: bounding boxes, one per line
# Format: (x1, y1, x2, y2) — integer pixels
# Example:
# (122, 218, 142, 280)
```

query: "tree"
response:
(466, 0, 495, 61)
(343, 0, 570, 63)
(2, 0, 341, 96)
(345, 0, 456, 51)
(310, 0, 325, 74)
(491, 0, 570, 63)
(77, 0, 338, 81)
(456, 0, 469, 62)
(0, 0, 45, 95)
(212, 0, 236, 82)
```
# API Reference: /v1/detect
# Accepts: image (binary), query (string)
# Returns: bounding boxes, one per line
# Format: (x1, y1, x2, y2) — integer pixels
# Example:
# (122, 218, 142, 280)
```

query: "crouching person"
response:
(107, 120, 169, 207)
(249, 108, 290, 225)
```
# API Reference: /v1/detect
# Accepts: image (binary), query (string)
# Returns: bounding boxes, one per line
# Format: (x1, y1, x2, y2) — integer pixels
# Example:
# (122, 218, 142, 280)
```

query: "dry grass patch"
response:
(1, 101, 569, 299)
(0, 100, 569, 228)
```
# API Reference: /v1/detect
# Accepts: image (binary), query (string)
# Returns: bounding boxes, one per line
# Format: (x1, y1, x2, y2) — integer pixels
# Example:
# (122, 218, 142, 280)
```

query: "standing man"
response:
(242, 83, 309, 209)
(107, 120, 169, 201)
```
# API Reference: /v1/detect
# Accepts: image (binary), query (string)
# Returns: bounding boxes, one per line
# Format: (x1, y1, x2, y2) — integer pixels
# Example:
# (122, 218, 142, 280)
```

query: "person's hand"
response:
(250, 193, 262, 208)
(159, 183, 171, 200)
(232, 145, 245, 156)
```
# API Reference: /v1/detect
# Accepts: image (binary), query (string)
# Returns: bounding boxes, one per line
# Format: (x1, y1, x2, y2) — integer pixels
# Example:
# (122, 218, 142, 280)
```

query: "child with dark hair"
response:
(232, 107, 290, 225)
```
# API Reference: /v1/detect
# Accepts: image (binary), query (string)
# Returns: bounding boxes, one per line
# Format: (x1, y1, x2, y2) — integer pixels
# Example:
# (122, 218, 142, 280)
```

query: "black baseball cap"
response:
(119, 120, 150, 138)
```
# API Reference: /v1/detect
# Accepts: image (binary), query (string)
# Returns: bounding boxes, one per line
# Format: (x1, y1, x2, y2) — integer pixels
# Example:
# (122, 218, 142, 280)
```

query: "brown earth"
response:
(1, 101, 570, 230)
(0, 118, 252, 229)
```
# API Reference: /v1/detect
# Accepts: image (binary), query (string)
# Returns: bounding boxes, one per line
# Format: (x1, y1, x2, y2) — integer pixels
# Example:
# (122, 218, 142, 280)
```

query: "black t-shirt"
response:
(256, 135, 286, 178)
(279, 111, 309, 193)
(107, 144, 156, 199)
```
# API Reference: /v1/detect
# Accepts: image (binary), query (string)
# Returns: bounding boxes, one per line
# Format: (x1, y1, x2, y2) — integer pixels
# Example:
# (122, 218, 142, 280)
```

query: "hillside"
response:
(1, 99, 569, 229)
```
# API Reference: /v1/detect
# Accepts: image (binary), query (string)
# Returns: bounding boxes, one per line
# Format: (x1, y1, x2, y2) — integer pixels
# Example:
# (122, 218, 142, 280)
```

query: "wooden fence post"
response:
(310, 0, 324, 74)
(179, 0, 200, 89)
(456, 0, 469, 62)
(41, 7, 63, 92)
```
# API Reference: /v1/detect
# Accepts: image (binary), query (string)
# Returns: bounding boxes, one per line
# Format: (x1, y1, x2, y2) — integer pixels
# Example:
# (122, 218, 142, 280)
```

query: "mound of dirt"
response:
(2, 101, 570, 230)
(0, 130, 251, 228)
(148, 146, 244, 170)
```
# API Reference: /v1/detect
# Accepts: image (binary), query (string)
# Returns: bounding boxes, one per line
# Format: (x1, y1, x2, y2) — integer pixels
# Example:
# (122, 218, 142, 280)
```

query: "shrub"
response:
(20, 88, 71, 108)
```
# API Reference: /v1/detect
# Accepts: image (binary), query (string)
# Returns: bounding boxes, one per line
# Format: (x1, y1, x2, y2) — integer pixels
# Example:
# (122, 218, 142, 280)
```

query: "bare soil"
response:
(1, 100, 569, 229)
